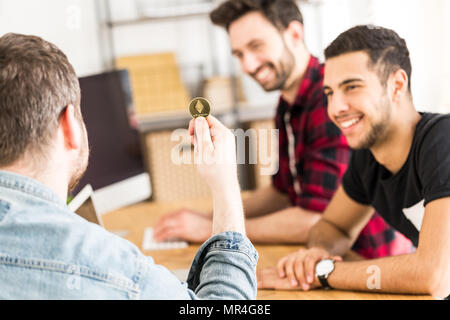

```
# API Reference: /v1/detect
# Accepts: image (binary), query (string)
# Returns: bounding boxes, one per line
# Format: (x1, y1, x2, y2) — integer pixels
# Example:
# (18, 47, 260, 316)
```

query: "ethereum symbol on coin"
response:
(195, 100, 204, 114)
(188, 97, 211, 118)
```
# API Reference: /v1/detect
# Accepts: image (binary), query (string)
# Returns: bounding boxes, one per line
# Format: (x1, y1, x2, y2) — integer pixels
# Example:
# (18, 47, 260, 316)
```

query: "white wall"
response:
(370, 0, 449, 112)
(442, 0, 450, 112)
(0, 0, 103, 76)
(315, 0, 450, 112)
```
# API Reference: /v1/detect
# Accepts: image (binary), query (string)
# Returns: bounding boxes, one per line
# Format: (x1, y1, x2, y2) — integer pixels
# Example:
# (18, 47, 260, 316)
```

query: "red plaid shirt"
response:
(272, 55, 414, 258)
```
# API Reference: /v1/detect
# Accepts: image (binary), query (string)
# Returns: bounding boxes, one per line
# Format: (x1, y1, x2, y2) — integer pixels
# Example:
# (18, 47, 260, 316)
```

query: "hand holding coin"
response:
(187, 99, 245, 238)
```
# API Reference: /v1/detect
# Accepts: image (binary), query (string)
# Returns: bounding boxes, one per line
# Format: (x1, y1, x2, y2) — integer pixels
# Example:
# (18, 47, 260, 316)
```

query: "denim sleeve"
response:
(186, 231, 259, 300)
(137, 231, 258, 300)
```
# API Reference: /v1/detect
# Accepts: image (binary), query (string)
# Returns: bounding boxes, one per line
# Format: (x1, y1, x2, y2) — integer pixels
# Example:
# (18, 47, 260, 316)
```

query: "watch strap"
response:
(318, 274, 332, 290)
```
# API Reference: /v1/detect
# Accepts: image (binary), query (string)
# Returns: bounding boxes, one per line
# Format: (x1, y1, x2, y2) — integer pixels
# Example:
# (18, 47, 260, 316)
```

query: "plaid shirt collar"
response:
(279, 54, 321, 110)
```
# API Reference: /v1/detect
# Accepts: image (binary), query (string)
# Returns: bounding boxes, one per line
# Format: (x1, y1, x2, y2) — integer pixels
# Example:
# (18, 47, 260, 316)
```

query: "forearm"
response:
(327, 253, 434, 295)
(243, 185, 291, 218)
(245, 206, 321, 243)
(211, 180, 246, 236)
(307, 218, 354, 257)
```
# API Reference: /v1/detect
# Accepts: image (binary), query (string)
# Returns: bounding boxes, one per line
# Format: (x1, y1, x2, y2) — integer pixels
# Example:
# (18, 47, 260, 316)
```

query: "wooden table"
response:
(101, 198, 432, 300)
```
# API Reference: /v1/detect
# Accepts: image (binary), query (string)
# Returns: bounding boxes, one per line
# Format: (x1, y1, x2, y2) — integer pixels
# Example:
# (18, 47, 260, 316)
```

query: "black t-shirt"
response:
(342, 112, 450, 247)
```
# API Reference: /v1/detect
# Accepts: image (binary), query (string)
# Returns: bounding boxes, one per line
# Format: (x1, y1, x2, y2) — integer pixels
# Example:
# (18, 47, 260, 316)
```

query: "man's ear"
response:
(284, 20, 304, 45)
(389, 69, 409, 103)
(59, 104, 82, 150)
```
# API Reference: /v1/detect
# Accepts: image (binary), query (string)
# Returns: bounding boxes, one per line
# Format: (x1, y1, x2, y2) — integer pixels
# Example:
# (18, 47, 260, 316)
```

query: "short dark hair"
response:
(210, 0, 303, 32)
(0, 33, 82, 167)
(324, 25, 412, 91)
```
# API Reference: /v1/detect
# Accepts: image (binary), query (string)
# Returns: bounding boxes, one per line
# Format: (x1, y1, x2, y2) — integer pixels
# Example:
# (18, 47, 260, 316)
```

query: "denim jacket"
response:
(0, 170, 258, 299)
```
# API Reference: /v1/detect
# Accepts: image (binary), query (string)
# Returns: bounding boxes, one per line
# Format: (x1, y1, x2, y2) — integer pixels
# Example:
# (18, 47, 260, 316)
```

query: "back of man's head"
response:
(324, 25, 412, 92)
(0, 33, 81, 167)
(210, 0, 303, 32)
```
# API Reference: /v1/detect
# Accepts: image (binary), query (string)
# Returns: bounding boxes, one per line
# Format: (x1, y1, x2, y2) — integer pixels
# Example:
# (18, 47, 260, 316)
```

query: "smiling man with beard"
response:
(153, 0, 413, 260)
(258, 25, 450, 299)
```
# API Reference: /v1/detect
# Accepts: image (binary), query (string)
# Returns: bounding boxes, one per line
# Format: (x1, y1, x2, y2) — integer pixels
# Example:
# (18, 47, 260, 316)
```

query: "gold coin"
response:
(188, 97, 211, 118)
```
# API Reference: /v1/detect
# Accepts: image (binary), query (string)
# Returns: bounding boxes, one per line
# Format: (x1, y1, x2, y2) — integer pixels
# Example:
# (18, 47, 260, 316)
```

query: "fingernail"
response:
(302, 284, 309, 291)
(291, 280, 298, 287)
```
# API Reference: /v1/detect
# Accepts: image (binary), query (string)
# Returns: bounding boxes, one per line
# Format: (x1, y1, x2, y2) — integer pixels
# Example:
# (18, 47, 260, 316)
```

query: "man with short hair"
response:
(258, 25, 450, 299)
(0, 33, 257, 299)
(154, 0, 413, 259)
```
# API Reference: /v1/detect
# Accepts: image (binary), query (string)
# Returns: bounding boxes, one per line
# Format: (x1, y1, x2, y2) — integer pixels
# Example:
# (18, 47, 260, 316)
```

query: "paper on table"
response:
(142, 227, 188, 251)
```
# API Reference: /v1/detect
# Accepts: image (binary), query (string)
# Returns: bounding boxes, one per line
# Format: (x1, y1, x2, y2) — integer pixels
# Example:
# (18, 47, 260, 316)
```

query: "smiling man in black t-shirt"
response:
(258, 25, 450, 299)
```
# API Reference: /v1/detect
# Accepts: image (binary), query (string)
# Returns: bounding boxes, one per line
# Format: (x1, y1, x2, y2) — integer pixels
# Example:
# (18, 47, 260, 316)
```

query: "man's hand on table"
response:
(258, 247, 342, 291)
(153, 208, 211, 243)
(257, 267, 305, 291)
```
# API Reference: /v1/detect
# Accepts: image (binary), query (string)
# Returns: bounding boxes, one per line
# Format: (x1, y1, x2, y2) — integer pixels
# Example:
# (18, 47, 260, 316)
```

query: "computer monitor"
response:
(74, 70, 151, 214)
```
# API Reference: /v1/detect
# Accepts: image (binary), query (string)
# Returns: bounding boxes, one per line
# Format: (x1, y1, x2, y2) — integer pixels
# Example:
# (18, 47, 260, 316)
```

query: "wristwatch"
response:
(315, 259, 335, 290)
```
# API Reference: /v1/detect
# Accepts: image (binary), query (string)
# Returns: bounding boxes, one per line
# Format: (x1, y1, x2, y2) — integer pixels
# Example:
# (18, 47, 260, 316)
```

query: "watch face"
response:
(316, 259, 335, 277)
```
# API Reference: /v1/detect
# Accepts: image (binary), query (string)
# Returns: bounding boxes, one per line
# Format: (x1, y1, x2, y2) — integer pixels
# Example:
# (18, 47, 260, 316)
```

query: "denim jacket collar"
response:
(0, 170, 66, 208)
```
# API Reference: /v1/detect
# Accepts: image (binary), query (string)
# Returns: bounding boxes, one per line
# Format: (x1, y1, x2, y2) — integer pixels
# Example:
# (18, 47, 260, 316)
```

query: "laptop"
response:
(68, 184, 102, 226)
